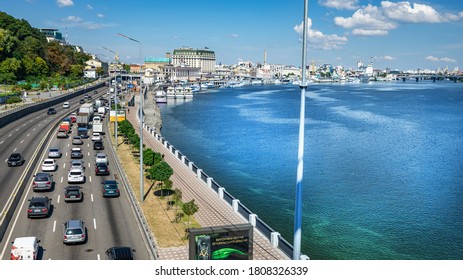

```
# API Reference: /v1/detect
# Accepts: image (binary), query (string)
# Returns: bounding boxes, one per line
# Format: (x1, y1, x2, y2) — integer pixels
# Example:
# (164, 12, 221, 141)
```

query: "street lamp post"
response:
(117, 33, 144, 203)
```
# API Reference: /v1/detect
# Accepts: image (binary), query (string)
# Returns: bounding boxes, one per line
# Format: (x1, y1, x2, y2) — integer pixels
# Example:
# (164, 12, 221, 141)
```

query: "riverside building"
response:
(172, 47, 216, 73)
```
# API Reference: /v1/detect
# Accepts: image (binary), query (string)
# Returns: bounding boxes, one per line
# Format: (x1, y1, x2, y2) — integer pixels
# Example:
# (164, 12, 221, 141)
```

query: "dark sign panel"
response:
(189, 224, 253, 260)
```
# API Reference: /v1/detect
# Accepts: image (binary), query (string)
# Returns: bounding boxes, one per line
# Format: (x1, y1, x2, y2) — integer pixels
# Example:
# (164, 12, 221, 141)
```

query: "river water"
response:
(157, 81, 463, 259)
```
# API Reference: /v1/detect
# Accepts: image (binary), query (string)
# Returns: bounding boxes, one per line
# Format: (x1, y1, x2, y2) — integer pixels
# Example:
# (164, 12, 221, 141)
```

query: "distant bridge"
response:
(395, 73, 461, 82)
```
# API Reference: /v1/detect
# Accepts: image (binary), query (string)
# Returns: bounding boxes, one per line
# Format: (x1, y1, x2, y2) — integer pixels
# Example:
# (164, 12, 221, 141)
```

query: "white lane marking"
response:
(88, 152, 90, 157)
(60, 177, 63, 183)
(16, 128, 19, 131)
(27, 134, 30, 137)
(89, 176, 92, 183)
(33, 128, 36, 131)
(38, 123, 41, 127)
(20, 140, 24, 144)
(65, 152, 68, 157)
(0, 140, 3, 144)
(57, 195, 60, 204)
(87, 143, 90, 148)
(88, 162, 91, 168)
(67, 143, 70, 147)
(13, 148, 17, 152)
(91, 194, 94, 202)
(4, 158, 7, 163)
(93, 218, 97, 230)
(8, 134, 12, 137)
(22, 123, 26, 127)
(63, 163, 66, 169)
(53, 220, 56, 232)
(97, 254, 100, 260)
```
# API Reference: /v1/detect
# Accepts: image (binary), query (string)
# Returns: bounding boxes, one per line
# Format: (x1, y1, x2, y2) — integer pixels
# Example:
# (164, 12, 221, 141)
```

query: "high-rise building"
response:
(172, 47, 216, 73)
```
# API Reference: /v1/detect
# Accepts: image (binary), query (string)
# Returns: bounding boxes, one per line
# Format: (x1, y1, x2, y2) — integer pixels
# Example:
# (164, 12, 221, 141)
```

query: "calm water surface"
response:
(158, 82, 463, 259)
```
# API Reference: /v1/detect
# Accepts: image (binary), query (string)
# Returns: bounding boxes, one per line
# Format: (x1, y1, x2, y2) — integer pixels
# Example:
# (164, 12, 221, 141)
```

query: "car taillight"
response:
(46, 181, 51, 185)
(27, 209, 33, 213)
(64, 236, 67, 240)
(33, 182, 37, 186)
(42, 208, 47, 212)
(116, 189, 119, 193)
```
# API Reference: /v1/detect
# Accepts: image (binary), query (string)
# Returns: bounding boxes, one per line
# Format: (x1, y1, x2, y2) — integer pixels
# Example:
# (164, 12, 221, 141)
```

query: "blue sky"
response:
(2, 0, 463, 70)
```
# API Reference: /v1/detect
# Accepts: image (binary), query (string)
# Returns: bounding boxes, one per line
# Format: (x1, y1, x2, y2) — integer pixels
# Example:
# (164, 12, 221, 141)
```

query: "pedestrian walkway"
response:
(125, 105, 289, 260)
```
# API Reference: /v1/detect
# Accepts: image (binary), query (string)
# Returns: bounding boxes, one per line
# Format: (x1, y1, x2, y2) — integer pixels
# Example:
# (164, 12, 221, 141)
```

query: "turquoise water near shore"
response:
(158, 82, 463, 259)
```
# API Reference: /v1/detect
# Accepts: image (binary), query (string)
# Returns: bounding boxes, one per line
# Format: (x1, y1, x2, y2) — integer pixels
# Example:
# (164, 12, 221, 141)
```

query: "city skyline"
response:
(1, 0, 462, 70)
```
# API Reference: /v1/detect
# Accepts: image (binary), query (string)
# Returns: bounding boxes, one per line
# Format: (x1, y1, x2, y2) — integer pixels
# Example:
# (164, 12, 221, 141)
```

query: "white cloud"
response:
(382, 1, 448, 23)
(97, 14, 104, 18)
(318, 0, 359, 10)
(334, 4, 397, 36)
(334, 2, 463, 36)
(227, 34, 239, 38)
(62, 16, 82, 22)
(86, 4, 93, 10)
(425, 56, 457, 63)
(382, 56, 395, 61)
(294, 18, 348, 50)
(56, 0, 73, 7)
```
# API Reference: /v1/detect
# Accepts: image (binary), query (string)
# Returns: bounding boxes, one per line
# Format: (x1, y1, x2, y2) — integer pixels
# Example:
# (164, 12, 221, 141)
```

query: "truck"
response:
(59, 121, 70, 133)
(95, 99, 104, 109)
(93, 121, 104, 135)
(10, 236, 40, 260)
(98, 106, 106, 117)
(77, 127, 89, 138)
(76, 103, 94, 128)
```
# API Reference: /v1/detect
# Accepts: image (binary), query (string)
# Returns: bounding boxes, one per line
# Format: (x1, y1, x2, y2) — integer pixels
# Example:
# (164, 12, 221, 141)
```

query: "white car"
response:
(63, 102, 70, 109)
(91, 132, 101, 142)
(42, 159, 57, 172)
(95, 153, 108, 165)
(67, 168, 85, 183)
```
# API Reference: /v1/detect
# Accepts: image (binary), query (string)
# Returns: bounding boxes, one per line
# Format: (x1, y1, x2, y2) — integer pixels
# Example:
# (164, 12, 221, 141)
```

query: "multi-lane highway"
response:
(0, 89, 152, 260)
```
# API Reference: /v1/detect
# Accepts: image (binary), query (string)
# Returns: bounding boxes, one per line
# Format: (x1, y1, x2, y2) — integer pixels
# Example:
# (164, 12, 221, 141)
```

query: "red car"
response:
(69, 115, 76, 123)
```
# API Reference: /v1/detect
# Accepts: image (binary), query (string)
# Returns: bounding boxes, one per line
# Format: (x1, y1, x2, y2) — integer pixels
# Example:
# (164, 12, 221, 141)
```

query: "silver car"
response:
(70, 160, 85, 172)
(63, 219, 86, 244)
(48, 148, 62, 158)
(32, 173, 53, 191)
(72, 136, 83, 145)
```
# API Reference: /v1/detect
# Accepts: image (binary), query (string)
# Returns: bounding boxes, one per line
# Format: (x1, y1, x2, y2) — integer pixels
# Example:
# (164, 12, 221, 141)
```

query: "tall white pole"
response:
(116, 33, 144, 202)
(139, 42, 144, 203)
(114, 61, 118, 147)
(293, 0, 308, 260)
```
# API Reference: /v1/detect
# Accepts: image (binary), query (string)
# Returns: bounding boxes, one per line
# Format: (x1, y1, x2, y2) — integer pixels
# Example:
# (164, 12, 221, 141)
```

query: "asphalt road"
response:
(0, 88, 152, 260)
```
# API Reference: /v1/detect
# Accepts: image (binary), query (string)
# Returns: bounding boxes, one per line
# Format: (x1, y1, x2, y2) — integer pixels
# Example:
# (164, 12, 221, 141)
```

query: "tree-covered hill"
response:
(0, 11, 91, 85)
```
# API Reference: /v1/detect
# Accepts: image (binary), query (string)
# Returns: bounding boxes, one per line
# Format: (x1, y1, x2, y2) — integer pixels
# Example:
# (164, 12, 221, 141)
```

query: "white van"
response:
(10, 236, 40, 260)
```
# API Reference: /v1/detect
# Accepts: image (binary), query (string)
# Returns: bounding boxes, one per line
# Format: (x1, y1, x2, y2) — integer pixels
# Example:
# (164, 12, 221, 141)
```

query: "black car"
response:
(79, 99, 85, 104)
(95, 162, 110, 176)
(64, 186, 83, 202)
(93, 140, 104, 150)
(94, 90, 98, 94)
(47, 108, 57, 115)
(8, 153, 25, 167)
(27, 196, 51, 218)
(105, 246, 135, 260)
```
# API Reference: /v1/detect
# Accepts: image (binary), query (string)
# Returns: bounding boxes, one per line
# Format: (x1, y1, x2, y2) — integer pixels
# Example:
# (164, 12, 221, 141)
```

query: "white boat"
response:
(183, 86, 193, 99)
(166, 86, 176, 99)
(190, 84, 200, 92)
(174, 86, 184, 99)
(155, 90, 167, 103)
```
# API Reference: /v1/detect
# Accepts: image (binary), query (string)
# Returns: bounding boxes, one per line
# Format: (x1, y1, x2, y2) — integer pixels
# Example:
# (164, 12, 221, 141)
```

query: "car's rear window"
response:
(70, 172, 82, 176)
(35, 176, 49, 181)
(66, 229, 83, 235)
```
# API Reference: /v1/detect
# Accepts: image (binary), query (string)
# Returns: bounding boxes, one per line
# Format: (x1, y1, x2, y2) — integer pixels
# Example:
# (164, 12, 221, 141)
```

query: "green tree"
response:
(182, 199, 199, 228)
(143, 148, 162, 167)
(148, 161, 173, 193)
